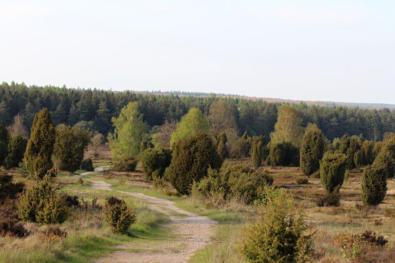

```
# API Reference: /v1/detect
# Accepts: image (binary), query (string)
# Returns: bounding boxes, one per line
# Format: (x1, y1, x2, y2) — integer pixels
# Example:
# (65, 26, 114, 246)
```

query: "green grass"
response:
(0, 174, 172, 263)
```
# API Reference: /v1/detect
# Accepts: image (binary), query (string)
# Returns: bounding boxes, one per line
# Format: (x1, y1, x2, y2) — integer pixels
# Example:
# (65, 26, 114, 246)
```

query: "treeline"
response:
(0, 82, 394, 140)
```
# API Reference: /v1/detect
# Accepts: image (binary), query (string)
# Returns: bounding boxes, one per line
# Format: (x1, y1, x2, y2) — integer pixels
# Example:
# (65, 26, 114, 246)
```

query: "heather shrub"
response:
(104, 197, 136, 234)
(0, 200, 28, 237)
(0, 174, 24, 202)
(167, 133, 222, 195)
(24, 109, 56, 180)
(300, 124, 325, 175)
(80, 158, 94, 171)
(141, 147, 172, 180)
(361, 165, 387, 205)
(4, 135, 27, 169)
(113, 156, 138, 172)
(17, 177, 68, 224)
(241, 188, 313, 263)
(320, 152, 347, 193)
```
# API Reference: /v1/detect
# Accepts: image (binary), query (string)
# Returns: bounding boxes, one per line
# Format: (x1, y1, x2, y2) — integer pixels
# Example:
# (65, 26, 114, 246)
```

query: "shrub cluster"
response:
(268, 142, 299, 166)
(167, 133, 222, 195)
(141, 147, 172, 180)
(17, 177, 68, 224)
(113, 156, 138, 172)
(241, 188, 313, 263)
(104, 197, 136, 234)
(194, 165, 273, 205)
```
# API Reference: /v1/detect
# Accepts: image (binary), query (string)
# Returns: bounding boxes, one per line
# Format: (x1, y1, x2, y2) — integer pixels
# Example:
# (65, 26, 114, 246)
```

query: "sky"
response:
(1, 0, 394, 104)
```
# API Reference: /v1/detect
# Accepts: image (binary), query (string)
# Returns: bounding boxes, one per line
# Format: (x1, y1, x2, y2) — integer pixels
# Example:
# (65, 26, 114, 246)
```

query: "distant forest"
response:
(0, 82, 393, 141)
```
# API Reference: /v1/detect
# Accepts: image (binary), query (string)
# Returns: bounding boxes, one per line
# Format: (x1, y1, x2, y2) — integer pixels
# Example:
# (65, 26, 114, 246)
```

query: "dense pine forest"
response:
(0, 82, 393, 141)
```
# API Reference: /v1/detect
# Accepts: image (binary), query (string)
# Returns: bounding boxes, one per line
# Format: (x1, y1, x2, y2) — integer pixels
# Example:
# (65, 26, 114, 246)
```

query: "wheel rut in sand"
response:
(90, 180, 216, 263)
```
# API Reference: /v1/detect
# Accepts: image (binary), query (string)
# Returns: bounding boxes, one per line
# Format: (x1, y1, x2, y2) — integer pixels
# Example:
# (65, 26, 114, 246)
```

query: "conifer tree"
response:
(320, 152, 347, 193)
(24, 109, 55, 180)
(0, 122, 9, 165)
(216, 132, 229, 160)
(300, 124, 325, 175)
(251, 136, 265, 168)
(361, 165, 387, 205)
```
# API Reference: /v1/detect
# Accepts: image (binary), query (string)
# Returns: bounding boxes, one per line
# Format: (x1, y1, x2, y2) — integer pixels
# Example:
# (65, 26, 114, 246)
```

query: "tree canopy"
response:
(108, 102, 148, 159)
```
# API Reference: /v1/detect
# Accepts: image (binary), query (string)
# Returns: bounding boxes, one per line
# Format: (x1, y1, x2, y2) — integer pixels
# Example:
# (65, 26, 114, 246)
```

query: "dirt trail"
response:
(90, 180, 216, 263)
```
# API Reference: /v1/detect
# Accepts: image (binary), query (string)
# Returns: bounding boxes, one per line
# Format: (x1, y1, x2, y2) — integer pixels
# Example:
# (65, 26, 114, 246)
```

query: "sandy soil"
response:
(90, 180, 216, 263)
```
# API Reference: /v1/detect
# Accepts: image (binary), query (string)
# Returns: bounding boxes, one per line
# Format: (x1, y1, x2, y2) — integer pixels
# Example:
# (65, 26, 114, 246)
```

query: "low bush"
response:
(336, 231, 388, 262)
(317, 190, 340, 207)
(17, 177, 68, 224)
(296, 178, 308, 184)
(241, 188, 313, 263)
(80, 158, 94, 171)
(194, 165, 273, 205)
(63, 194, 80, 208)
(104, 197, 136, 234)
(113, 157, 138, 172)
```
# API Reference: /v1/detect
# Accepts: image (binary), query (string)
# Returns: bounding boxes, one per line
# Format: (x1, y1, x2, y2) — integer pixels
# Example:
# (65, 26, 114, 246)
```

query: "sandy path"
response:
(72, 166, 106, 178)
(90, 180, 216, 263)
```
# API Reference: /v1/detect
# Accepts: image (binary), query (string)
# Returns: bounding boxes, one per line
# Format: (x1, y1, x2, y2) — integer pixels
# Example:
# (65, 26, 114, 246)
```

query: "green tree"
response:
(0, 122, 9, 166)
(320, 152, 347, 193)
(251, 136, 265, 168)
(170, 108, 208, 146)
(361, 165, 387, 205)
(167, 133, 221, 195)
(4, 135, 27, 169)
(270, 105, 304, 148)
(53, 125, 91, 172)
(300, 124, 325, 175)
(108, 102, 148, 160)
(24, 109, 56, 180)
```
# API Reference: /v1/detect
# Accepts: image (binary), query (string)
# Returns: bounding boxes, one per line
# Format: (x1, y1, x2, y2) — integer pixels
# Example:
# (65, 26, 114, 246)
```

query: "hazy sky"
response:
(1, 1, 394, 104)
